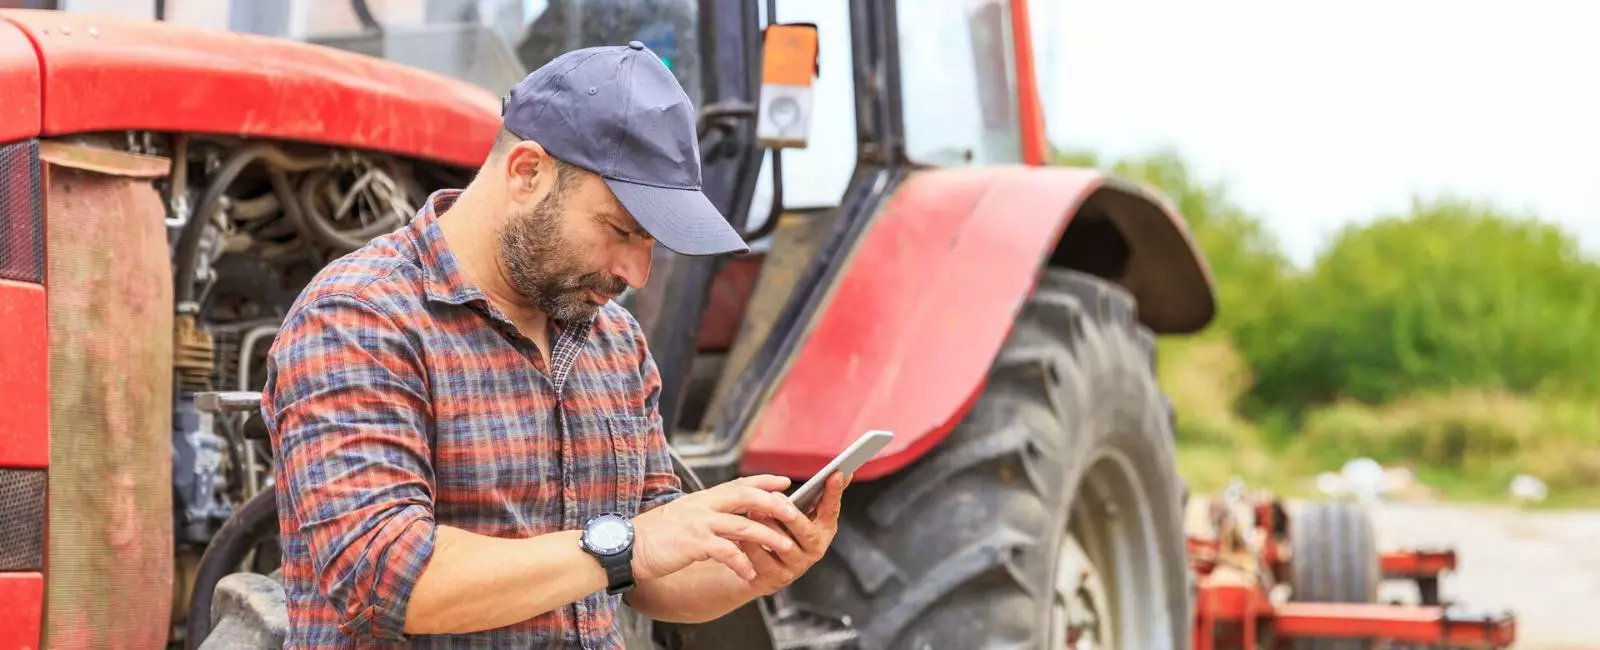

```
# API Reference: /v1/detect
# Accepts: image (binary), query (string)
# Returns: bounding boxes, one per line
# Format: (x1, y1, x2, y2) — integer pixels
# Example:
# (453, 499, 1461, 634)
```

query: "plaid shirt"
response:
(262, 189, 683, 648)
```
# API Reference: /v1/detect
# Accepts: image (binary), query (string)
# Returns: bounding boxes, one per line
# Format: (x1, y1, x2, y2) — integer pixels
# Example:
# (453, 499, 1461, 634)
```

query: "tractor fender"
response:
(736, 164, 1215, 481)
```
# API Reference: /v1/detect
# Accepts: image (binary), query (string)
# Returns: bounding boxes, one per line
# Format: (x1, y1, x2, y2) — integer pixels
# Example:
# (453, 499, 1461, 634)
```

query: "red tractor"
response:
(0, 1, 1516, 649)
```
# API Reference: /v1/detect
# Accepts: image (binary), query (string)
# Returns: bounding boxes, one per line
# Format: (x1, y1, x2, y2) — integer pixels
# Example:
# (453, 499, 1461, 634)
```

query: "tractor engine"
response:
(167, 135, 466, 643)
(32, 131, 462, 647)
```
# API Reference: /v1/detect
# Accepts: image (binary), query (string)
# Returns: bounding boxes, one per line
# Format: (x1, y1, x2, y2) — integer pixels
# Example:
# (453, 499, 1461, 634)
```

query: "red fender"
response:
(0, 9, 499, 166)
(736, 165, 1215, 481)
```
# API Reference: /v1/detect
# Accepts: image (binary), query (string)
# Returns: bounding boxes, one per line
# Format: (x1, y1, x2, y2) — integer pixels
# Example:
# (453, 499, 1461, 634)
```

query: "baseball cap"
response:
(501, 41, 750, 256)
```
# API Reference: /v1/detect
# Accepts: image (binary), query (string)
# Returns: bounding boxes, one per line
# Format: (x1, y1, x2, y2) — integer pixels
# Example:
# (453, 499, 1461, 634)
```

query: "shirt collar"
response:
(412, 189, 488, 307)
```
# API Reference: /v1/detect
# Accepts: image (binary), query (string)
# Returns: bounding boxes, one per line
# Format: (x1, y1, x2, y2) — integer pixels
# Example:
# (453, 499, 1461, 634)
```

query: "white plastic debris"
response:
(1315, 460, 1433, 503)
(1509, 474, 1548, 504)
(1341, 457, 1386, 503)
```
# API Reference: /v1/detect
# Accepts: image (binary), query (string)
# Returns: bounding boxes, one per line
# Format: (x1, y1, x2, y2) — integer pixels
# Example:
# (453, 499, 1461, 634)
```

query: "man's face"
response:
(496, 164, 654, 322)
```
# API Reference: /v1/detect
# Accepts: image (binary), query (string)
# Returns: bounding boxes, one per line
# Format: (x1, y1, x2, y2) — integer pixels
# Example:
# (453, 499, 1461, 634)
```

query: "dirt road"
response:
(1366, 502, 1600, 650)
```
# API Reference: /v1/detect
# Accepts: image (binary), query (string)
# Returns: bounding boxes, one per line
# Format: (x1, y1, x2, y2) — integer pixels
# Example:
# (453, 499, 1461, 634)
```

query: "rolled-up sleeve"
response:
(263, 292, 436, 641)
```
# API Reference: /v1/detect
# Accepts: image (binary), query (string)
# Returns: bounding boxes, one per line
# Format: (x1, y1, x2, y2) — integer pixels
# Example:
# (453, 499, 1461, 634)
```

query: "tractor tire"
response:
(786, 269, 1190, 650)
(1288, 501, 1381, 650)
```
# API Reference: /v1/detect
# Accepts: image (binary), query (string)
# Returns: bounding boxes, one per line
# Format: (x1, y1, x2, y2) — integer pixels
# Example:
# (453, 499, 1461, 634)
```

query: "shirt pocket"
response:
(602, 412, 649, 517)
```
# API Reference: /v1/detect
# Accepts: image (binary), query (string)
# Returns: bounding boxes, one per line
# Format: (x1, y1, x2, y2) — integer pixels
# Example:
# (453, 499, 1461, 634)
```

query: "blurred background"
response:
(13, 0, 1598, 646)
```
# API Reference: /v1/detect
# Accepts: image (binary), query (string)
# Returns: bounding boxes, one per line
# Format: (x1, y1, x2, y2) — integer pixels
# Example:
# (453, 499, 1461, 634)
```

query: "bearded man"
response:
(261, 42, 847, 649)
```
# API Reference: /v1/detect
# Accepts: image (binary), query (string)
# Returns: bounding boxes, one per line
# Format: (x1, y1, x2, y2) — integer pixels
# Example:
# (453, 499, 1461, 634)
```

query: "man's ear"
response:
(504, 140, 553, 200)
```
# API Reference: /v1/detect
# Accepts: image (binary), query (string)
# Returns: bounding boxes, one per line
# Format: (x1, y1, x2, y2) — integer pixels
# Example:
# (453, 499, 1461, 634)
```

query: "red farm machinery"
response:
(0, 1, 1516, 648)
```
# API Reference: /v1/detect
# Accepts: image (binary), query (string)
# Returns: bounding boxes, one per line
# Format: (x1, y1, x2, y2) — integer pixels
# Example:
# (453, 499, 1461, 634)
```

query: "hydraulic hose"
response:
(272, 168, 397, 252)
(184, 488, 279, 650)
(173, 143, 334, 306)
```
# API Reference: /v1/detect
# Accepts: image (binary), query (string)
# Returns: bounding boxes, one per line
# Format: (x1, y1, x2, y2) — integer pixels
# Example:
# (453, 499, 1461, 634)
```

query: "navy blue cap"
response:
(502, 41, 749, 256)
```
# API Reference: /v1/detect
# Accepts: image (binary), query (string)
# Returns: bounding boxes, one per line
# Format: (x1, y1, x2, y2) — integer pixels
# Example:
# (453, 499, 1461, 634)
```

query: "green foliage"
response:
(1049, 144, 1600, 505)
(1234, 196, 1600, 413)
(1291, 391, 1600, 501)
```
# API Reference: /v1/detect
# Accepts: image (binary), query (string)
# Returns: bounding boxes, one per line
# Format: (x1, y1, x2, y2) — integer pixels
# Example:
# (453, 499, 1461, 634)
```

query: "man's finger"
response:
(755, 516, 813, 565)
(710, 513, 798, 553)
(777, 507, 822, 554)
(706, 537, 756, 581)
(707, 485, 804, 523)
(814, 471, 849, 527)
(740, 538, 788, 575)
(732, 474, 792, 493)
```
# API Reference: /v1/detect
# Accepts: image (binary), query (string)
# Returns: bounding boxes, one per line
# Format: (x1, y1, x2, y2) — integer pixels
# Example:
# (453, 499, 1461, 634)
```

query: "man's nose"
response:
(612, 242, 653, 289)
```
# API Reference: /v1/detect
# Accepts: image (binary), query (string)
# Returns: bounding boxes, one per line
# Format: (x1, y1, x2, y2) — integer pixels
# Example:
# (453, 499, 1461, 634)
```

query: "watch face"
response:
(586, 516, 632, 555)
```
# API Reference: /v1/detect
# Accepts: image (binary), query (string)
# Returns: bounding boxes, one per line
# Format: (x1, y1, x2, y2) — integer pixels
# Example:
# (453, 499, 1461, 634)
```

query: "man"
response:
(262, 41, 848, 648)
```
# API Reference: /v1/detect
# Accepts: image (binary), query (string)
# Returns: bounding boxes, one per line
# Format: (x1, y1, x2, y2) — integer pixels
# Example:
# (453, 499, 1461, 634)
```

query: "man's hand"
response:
(740, 470, 850, 596)
(631, 474, 807, 583)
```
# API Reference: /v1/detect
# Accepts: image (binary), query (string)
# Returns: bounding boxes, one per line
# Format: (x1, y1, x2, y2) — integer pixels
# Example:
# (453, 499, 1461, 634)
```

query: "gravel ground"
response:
(1364, 501, 1600, 650)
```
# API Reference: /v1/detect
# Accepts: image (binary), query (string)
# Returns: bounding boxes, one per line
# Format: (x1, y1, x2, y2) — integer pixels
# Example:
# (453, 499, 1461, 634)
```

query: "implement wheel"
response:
(787, 269, 1191, 650)
(1288, 501, 1381, 650)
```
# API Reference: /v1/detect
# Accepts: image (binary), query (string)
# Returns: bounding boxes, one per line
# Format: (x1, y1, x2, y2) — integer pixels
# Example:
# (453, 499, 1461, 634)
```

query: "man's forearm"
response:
(403, 525, 609, 635)
(624, 559, 761, 623)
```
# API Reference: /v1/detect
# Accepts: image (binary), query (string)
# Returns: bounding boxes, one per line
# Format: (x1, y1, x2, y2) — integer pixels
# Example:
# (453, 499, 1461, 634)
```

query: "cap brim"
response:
(605, 178, 751, 256)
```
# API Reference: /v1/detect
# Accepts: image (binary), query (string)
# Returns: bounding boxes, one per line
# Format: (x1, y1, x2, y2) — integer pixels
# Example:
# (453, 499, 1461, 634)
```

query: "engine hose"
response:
(184, 487, 279, 650)
(269, 168, 380, 253)
(173, 143, 335, 305)
(291, 168, 403, 250)
(229, 192, 281, 221)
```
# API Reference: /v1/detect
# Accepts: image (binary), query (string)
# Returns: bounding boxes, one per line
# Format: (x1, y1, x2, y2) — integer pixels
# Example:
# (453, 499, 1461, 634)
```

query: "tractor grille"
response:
(0, 469, 46, 571)
(0, 139, 44, 284)
(45, 161, 176, 648)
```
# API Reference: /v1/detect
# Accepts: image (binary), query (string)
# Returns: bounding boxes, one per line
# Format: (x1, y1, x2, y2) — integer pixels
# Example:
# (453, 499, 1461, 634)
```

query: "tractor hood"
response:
(0, 9, 501, 167)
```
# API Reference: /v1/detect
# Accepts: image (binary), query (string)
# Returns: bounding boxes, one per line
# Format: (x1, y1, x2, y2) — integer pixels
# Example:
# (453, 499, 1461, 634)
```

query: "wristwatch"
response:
(579, 513, 635, 595)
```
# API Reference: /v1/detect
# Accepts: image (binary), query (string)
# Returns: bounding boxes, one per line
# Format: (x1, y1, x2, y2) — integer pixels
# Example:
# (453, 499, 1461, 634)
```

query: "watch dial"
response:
(589, 518, 629, 554)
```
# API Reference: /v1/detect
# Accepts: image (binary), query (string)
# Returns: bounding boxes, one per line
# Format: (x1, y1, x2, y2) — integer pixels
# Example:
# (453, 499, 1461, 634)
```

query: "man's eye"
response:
(612, 225, 631, 240)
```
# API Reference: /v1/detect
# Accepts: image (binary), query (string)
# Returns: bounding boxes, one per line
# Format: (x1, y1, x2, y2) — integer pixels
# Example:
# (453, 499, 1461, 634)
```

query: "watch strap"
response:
(602, 546, 634, 595)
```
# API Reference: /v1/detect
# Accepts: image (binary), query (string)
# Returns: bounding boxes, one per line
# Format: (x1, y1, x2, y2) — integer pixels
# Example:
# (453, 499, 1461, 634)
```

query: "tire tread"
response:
(787, 270, 1190, 650)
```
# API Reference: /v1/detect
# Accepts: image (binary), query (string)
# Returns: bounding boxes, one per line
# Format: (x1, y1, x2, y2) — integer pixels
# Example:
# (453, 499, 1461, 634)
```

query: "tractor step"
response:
(767, 600, 861, 650)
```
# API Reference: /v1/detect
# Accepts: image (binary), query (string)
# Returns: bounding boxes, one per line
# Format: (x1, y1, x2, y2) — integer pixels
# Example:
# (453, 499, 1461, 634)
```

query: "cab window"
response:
(896, 0, 1024, 166)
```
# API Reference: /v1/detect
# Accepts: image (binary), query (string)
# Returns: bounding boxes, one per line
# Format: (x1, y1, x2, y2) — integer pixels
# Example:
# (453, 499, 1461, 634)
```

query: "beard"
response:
(496, 189, 628, 323)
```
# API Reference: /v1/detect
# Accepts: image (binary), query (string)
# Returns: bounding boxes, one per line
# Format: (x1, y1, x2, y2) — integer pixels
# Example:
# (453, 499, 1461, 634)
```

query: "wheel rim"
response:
(1050, 534, 1114, 649)
(1048, 451, 1176, 650)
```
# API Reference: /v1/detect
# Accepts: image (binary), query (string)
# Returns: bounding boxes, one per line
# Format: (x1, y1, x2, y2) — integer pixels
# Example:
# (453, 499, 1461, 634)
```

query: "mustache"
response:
(568, 271, 628, 297)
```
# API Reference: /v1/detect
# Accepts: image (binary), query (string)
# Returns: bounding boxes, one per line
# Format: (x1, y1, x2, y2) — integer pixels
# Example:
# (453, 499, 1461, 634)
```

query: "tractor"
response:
(0, 1, 1516, 649)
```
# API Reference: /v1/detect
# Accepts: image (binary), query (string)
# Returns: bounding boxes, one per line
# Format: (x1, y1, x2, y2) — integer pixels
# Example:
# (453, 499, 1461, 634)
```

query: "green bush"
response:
(1235, 196, 1600, 414)
(1295, 391, 1536, 472)
(1292, 391, 1600, 500)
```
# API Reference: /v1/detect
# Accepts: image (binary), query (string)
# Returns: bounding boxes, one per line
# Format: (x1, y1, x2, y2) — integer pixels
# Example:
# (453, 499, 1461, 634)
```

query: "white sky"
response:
(1035, 0, 1600, 267)
(62, 0, 1597, 268)
(762, 0, 1598, 267)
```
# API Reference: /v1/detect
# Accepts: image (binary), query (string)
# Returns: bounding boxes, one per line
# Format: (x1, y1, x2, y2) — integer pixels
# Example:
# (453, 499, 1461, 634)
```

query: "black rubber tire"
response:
(786, 269, 1191, 650)
(1288, 501, 1381, 650)
(187, 488, 280, 650)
